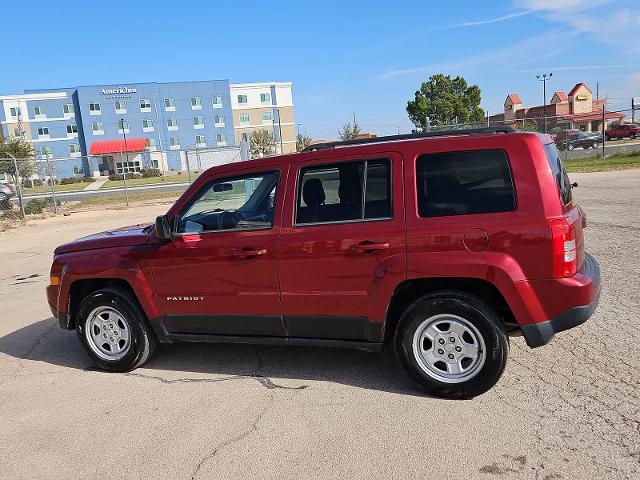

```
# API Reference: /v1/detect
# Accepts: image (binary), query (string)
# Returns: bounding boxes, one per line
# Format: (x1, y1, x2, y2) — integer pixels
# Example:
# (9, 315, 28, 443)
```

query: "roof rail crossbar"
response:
(302, 127, 516, 152)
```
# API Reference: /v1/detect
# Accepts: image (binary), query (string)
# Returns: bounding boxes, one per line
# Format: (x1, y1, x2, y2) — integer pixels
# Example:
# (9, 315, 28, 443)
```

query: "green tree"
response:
(249, 129, 276, 158)
(296, 132, 313, 152)
(406, 74, 484, 129)
(338, 121, 361, 141)
(0, 138, 37, 182)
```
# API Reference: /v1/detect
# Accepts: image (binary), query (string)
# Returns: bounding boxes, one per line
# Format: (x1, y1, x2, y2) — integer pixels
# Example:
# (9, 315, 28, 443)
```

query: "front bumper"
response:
(521, 253, 601, 348)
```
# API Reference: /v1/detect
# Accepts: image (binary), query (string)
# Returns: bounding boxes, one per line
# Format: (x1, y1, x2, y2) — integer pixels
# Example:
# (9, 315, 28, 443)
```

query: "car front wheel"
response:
(395, 291, 508, 399)
(76, 288, 156, 372)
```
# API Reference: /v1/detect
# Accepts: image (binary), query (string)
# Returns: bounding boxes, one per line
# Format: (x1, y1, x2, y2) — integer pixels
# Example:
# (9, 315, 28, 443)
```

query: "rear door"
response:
(278, 152, 406, 343)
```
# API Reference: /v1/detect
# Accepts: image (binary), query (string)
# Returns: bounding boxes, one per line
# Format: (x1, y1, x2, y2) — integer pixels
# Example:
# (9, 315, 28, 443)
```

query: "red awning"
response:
(90, 138, 148, 155)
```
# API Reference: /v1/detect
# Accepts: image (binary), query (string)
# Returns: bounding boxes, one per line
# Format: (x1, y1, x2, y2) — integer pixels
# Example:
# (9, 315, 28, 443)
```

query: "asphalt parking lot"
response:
(1, 169, 638, 480)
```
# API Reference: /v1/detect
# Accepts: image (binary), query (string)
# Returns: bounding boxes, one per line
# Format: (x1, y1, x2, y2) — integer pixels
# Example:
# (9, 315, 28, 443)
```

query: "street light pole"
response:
(537, 72, 553, 133)
(120, 118, 130, 207)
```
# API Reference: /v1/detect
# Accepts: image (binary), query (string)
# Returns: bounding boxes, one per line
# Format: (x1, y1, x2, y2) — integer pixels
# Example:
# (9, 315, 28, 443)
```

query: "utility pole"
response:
(537, 72, 553, 133)
(353, 112, 357, 125)
(602, 105, 606, 157)
(633, 98, 637, 124)
(596, 82, 599, 100)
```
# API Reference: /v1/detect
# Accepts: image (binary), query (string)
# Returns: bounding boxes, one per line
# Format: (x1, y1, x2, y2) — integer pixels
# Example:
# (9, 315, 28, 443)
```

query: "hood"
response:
(54, 223, 153, 255)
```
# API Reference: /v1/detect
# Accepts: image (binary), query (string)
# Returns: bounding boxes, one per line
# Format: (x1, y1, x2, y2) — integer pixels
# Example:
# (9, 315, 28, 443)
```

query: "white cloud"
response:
(448, 10, 534, 27)
(380, 31, 575, 79)
(515, 0, 640, 53)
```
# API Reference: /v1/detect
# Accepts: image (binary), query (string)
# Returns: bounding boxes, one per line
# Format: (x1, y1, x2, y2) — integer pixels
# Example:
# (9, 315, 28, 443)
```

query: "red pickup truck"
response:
(605, 123, 640, 140)
(47, 128, 601, 398)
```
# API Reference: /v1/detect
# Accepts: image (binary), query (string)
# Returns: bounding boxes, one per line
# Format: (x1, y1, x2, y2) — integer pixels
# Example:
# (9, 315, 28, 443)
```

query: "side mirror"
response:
(213, 183, 233, 192)
(155, 215, 172, 242)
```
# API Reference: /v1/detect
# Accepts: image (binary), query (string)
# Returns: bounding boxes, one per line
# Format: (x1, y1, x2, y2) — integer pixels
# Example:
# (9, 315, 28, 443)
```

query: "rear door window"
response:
(416, 149, 516, 217)
(295, 158, 392, 225)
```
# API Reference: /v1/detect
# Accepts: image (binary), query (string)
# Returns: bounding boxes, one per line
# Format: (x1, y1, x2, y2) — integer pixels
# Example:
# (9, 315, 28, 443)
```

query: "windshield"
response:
(544, 143, 572, 205)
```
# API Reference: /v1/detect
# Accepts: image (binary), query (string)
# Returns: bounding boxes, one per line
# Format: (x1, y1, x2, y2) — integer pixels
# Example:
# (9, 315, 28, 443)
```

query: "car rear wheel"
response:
(76, 288, 156, 372)
(567, 144, 575, 151)
(631, 133, 637, 139)
(592, 141, 599, 148)
(394, 291, 508, 399)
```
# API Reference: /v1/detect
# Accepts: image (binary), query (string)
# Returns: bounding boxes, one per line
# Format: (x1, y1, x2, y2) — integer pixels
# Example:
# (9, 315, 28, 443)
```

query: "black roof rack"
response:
(302, 126, 517, 152)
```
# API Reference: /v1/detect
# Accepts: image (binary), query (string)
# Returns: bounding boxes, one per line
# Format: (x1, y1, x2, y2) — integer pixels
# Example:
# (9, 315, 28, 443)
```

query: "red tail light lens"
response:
(551, 219, 577, 278)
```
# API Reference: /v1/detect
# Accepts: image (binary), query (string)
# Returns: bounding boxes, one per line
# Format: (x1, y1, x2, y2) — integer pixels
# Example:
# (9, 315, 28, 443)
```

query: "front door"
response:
(278, 152, 406, 342)
(150, 168, 286, 337)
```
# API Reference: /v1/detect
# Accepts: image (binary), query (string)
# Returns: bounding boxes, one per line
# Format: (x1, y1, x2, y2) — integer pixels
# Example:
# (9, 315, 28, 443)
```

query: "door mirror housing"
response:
(155, 215, 172, 242)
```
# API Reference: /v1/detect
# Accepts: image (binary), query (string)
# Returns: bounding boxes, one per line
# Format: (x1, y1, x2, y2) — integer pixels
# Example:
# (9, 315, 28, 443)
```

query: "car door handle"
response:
(234, 248, 267, 258)
(352, 241, 390, 253)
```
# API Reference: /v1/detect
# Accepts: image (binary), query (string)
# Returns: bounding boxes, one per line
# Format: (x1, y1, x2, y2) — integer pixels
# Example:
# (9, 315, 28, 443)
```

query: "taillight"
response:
(550, 219, 577, 278)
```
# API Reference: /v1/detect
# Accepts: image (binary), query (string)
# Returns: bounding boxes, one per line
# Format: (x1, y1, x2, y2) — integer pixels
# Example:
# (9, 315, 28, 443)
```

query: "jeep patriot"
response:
(47, 127, 601, 398)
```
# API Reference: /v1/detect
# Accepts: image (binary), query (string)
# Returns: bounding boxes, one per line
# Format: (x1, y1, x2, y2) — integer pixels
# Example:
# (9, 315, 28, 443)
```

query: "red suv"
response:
(47, 127, 601, 398)
(605, 123, 640, 140)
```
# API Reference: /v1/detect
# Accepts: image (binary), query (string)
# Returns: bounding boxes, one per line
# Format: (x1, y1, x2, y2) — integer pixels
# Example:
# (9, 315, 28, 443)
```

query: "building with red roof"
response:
(490, 82, 623, 133)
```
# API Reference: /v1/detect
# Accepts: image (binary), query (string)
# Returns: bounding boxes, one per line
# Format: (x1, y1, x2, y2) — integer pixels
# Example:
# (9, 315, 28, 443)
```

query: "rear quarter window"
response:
(416, 149, 516, 217)
(544, 143, 572, 205)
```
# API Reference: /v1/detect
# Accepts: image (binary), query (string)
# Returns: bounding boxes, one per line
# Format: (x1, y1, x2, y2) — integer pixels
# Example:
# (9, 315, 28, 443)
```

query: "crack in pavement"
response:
(190, 395, 274, 480)
(83, 367, 308, 391)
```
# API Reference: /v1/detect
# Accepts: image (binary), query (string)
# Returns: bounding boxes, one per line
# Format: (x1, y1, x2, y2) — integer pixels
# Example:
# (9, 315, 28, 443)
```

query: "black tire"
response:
(567, 144, 575, 151)
(76, 288, 157, 372)
(394, 291, 508, 399)
(631, 133, 637, 139)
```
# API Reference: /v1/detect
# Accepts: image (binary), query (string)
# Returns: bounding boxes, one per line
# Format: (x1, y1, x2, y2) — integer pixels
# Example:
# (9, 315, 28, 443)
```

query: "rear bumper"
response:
(521, 253, 601, 348)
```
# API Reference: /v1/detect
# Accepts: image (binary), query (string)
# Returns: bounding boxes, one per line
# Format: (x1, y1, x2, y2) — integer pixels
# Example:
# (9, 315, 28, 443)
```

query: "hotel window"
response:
(237, 95, 248, 104)
(73, 165, 84, 175)
(115, 160, 141, 174)
(89, 102, 101, 114)
(69, 144, 81, 155)
(260, 93, 271, 104)
(147, 138, 157, 150)
(66, 124, 78, 134)
(262, 112, 273, 124)
(38, 146, 53, 157)
(63, 104, 74, 115)
(164, 97, 175, 110)
(191, 96, 202, 109)
(118, 119, 130, 132)
(142, 118, 154, 131)
(216, 133, 226, 145)
(139, 98, 151, 111)
(37, 126, 49, 136)
(193, 116, 204, 128)
(92, 121, 104, 134)
(239, 113, 250, 124)
(214, 114, 225, 126)
(169, 137, 180, 149)
(9, 107, 20, 118)
(195, 135, 206, 147)
(212, 95, 223, 108)
(167, 118, 178, 130)
(34, 106, 46, 117)
(114, 100, 127, 113)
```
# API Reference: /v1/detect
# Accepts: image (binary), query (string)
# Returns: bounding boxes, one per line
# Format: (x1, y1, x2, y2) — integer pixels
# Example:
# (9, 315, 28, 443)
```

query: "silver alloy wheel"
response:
(412, 314, 486, 384)
(85, 306, 131, 361)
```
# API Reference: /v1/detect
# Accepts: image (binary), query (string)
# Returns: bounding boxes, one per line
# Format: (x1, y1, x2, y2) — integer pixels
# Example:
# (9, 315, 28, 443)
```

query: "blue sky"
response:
(3, 0, 639, 139)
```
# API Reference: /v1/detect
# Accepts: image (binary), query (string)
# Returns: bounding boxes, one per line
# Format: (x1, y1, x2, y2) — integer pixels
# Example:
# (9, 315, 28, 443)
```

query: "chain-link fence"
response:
(0, 144, 246, 223)
(2, 109, 638, 225)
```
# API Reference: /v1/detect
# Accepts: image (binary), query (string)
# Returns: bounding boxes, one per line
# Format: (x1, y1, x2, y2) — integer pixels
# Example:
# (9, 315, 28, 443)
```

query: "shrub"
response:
(81, 176, 96, 183)
(108, 173, 142, 181)
(59, 177, 85, 185)
(141, 168, 162, 178)
(23, 179, 43, 188)
(24, 198, 58, 215)
(47, 178, 60, 186)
